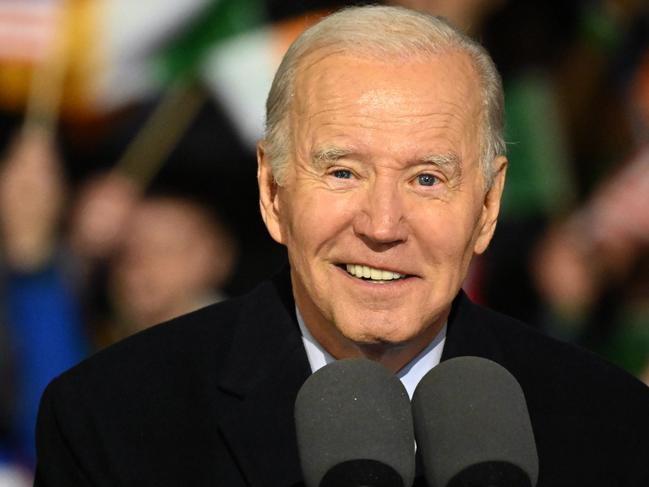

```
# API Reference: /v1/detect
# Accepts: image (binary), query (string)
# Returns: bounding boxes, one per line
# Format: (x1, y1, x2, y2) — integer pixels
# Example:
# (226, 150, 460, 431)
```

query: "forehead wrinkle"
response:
(357, 88, 408, 115)
(350, 104, 474, 133)
(303, 105, 356, 124)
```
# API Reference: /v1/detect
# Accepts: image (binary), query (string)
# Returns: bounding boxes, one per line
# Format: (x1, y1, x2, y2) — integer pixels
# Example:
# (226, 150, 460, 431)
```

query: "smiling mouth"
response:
(342, 264, 409, 282)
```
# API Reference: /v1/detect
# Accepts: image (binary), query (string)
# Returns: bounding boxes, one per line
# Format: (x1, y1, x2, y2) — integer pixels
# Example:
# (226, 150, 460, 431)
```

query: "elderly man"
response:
(35, 6, 648, 487)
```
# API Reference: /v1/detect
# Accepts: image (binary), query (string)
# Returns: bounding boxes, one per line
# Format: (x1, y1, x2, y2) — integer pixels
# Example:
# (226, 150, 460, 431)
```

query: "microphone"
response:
(294, 358, 416, 487)
(412, 357, 539, 487)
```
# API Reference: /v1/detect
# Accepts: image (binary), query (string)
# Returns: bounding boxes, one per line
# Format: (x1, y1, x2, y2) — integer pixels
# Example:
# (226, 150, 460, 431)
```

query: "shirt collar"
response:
(296, 306, 446, 399)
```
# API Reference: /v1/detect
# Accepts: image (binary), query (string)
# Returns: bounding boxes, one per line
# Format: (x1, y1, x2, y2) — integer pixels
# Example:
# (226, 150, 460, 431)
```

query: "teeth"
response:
(345, 264, 406, 281)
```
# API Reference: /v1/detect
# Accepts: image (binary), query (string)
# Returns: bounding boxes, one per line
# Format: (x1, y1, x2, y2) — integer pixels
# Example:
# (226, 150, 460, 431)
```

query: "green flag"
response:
(155, 0, 264, 85)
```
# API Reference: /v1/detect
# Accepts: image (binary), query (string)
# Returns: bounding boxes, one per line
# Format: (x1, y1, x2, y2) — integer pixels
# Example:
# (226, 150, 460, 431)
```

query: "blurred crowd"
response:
(1, 0, 648, 484)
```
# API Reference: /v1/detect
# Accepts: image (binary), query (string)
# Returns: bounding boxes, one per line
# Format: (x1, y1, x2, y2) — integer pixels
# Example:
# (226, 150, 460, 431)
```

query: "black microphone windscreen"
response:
(295, 358, 415, 487)
(412, 356, 538, 487)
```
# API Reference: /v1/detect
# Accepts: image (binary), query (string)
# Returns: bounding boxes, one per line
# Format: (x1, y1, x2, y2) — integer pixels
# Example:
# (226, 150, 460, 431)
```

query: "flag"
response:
(0, 0, 230, 118)
(200, 11, 326, 148)
(0, 0, 61, 115)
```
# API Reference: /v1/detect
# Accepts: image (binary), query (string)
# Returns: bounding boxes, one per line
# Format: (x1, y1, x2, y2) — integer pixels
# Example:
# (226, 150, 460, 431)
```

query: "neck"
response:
(296, 301, 446, 374)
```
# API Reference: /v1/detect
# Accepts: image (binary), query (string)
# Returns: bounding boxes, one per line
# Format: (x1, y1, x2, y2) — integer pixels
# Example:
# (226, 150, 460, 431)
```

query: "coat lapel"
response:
(216, 270, 311, 487)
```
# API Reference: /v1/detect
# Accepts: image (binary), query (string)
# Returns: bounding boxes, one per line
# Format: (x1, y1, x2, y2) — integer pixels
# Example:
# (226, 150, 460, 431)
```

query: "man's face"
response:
(259, 50, 506, 363)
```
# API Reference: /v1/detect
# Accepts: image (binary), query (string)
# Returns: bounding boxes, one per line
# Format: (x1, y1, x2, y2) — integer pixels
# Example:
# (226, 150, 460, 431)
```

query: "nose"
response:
(353, 178, 407, 247)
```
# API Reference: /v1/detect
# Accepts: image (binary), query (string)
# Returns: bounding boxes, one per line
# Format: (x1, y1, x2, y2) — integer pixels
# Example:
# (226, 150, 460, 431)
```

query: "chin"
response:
(339, 320, 422, 347)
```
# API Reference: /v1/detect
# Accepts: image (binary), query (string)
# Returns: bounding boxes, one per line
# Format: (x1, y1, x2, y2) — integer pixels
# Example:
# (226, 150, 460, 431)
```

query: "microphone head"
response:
(412, 357, 538, 487)
(295, 358, 415, 487)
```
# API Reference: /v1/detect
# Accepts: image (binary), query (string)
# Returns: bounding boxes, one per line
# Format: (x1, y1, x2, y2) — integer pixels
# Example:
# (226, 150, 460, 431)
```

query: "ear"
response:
(257, 142, 285, 244)
(473, 156, 507, 255)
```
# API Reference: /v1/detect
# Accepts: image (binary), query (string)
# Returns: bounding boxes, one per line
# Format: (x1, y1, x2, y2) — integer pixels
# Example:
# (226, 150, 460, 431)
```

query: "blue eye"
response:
(417, 173, 437, 186)
(332, 169, 352, 179)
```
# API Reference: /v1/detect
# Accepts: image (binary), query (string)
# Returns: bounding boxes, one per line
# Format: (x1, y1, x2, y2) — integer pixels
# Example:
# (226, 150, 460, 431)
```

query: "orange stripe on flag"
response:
(271, 10, 329, 62)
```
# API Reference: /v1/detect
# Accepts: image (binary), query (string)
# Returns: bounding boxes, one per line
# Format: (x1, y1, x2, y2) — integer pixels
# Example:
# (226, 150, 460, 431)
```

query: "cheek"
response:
(283, 188, 356, 251)
(411, 201, 482, 260)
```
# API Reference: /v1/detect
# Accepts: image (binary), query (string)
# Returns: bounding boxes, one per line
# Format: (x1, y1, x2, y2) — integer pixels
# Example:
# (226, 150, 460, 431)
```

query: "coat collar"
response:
(441, 290, 507, 365)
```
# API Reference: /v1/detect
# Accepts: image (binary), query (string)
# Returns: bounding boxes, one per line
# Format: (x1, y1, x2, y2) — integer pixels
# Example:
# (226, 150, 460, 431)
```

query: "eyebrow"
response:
(422, 152, 462, 179)
(311, 146, 355, 170)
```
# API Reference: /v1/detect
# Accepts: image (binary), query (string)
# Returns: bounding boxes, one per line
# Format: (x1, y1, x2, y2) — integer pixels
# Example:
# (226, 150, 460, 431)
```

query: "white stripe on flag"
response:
(202, 27, 277, 149)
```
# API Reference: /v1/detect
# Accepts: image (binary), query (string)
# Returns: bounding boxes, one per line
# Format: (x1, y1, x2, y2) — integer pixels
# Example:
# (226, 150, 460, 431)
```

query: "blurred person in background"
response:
(0, 126, 88, 477)
(0, 124, 238, 474)
(534, 147, 649, 382)
(106, 191, 237, 340)
(534, 23, 649, 383)
(0, 315, 32, 487)
(553, 0, 649, 194)
(470, 0, 580, 324)
(66, 165, 239, 344)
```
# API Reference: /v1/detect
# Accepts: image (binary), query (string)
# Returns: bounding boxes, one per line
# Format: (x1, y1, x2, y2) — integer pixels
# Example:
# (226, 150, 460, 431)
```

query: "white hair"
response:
(263, 5, 505, 188)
